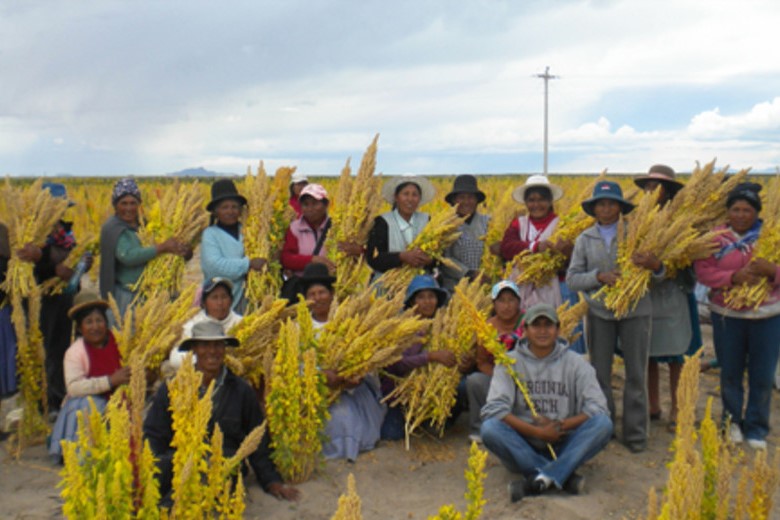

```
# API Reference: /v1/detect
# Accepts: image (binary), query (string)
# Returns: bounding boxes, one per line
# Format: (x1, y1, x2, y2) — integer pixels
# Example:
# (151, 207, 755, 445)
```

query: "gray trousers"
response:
(466, 371, 492, 435)
(587, 314, 651, 447)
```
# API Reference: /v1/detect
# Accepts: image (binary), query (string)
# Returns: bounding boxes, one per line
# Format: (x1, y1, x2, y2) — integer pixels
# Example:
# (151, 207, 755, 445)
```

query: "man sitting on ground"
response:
(144, 321, 299, 504)
(480, 303, 612, 502)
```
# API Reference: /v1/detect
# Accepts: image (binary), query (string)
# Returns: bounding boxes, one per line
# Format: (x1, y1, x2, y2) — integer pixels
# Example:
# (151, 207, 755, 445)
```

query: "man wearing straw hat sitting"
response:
(480, 303, 612, 502)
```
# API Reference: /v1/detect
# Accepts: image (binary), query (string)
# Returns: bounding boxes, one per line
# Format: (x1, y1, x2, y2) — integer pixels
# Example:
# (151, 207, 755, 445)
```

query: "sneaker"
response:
(728, 423, 744, 444)
(528, 476, 550, 495)
(468, 433, 483, 445)
(508, 477, 527, 503)
(746, 438, 767, 450)
(563, 473, 586, 495)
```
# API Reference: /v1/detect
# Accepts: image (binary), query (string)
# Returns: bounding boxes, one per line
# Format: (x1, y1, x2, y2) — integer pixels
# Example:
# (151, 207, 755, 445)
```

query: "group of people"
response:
(0, 164, 778, 506)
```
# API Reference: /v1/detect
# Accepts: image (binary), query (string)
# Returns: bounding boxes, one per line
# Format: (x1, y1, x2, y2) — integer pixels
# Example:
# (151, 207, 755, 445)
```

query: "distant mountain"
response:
(167, 167, 238, 177)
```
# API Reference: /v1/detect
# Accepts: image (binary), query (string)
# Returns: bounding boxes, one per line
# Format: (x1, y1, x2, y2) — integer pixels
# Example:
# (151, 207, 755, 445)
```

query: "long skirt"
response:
(0, 306, 17, 397)
(323, 377, 386, 461)
(49, 395, 108, 461)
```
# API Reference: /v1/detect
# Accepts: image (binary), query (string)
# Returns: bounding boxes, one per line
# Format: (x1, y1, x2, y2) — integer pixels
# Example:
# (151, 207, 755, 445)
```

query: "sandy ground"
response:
(2, 330, 780, 520)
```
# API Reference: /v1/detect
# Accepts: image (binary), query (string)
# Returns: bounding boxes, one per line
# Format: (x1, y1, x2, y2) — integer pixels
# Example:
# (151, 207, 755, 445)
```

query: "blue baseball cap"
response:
(491, 280, 521, 301)
(581, 181, 635, 217)
(404, 275, 448, 308)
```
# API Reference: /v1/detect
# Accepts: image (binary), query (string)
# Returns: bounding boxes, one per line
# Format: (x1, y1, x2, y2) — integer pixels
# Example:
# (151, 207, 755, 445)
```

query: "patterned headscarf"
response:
(111, 177, 142, 205)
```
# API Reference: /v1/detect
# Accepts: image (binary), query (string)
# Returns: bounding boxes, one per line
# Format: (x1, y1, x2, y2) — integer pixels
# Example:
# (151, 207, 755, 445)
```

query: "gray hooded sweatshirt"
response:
(481, 338, 609, 424)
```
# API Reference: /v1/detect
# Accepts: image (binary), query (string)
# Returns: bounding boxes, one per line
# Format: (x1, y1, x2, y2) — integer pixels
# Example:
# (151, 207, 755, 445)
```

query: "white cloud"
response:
(688, 97, 780, 139)
(1, 0, 780, 174)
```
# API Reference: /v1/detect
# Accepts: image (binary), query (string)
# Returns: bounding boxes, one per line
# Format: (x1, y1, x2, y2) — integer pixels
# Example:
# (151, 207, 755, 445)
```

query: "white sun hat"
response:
(512, 175, 564, 203)
(381, 175, 436, 205)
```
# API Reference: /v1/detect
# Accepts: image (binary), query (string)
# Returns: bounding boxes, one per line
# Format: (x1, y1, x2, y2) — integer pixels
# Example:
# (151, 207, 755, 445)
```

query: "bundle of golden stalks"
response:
(0, 178, 69, 298)
(643, 351, 780, 520)
(9, 286, 48, 456)
(375, 208, 466, 296)
(383, 278, 488, 447)
(167, 355, 264, 518)
(511, 172, 604, 287)
(109, 284, 200, 372)
(724, 174, 780, 309)
(60, 393, 160, 518)
(331, 474, 362, 520)
(429, 442, 488, 520)
(266, 319, 329, 484)
(225, 294, 297, 392)
(133, 180, 208, 297)
(480, 188, 520, 284)
(327, 135, 384, 298)
(557, 292, 588, 345)
(317, 288, 427, 386)
(599, 161, 748, 318)
(241, 164, 295, 309)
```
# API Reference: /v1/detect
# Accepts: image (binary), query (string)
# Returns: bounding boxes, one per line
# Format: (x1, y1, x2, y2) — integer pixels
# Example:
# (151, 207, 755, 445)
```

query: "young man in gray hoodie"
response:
(480, 303, 613, 502)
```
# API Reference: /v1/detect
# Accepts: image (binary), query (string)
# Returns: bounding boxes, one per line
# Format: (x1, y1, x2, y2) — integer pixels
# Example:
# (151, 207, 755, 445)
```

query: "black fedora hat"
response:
(299, 262, 336, 288)
(207, 179, 248, 212)
(445, 174, 486, 205)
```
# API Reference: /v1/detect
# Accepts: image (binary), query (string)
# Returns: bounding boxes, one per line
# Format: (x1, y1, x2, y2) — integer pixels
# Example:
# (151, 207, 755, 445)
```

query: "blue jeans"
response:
(481, 414, 613, 488)
(711, 312, 780, 441)
(560, 281, 586, 354)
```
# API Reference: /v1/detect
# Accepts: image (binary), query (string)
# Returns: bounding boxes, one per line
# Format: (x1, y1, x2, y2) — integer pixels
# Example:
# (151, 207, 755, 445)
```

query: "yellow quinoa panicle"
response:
(331, 473, 363, 520)
(327, 135, 384, 298)
(133, 180, 208, 298)
(599, 161, 748, 318)
(318, 288, 427, 388)
(382, 277, 487, 448)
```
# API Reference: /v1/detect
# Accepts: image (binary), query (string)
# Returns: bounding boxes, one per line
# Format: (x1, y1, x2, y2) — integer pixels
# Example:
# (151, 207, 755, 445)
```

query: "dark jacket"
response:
(143, 368, 282, 495)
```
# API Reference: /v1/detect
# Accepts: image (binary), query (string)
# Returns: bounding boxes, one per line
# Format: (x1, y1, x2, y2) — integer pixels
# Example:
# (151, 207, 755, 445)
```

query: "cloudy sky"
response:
(1, 0, 779, 176)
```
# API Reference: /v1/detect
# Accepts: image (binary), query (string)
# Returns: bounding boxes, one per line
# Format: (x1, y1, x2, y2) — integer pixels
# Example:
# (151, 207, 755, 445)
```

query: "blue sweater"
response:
(200, 225, 250, 309)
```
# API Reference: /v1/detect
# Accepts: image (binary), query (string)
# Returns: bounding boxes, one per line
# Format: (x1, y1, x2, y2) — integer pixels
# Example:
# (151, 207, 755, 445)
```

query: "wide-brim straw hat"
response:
(178, 321, 240, 351)
(634, 164, 684, 191)
(381, 175, 436, 205)
(512, 175, 564, 203)
(581, 180, 635, 217)
(207, 179, 248, 212)
(444, 174, 486, 205)
(68, 289, 109, 319)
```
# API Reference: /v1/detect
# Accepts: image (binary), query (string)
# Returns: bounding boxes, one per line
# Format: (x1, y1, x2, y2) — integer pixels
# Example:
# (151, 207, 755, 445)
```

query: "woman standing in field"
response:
(298, 263, 387, 461)
(0, 223, 15, 400)
(566, 181, 656, 453)
(99, 178, 190, 318)
(631, 165, 701, 431)
(500, 175, 567, 308)
(49, 290, 130, 462)
(366, 176, 436, 281)
(288, 172, 308, 218)
(200, 179, 266, 313)
(440, 175, 492, 291)
(280, 183, 336, 277)
(16, 183, 93, 414)
(694, 182, 780, 450)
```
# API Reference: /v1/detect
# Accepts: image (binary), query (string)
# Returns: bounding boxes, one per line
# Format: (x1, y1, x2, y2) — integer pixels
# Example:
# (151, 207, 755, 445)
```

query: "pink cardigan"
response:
(694, 224, 780, 318)
(63, 337, 113, 398)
